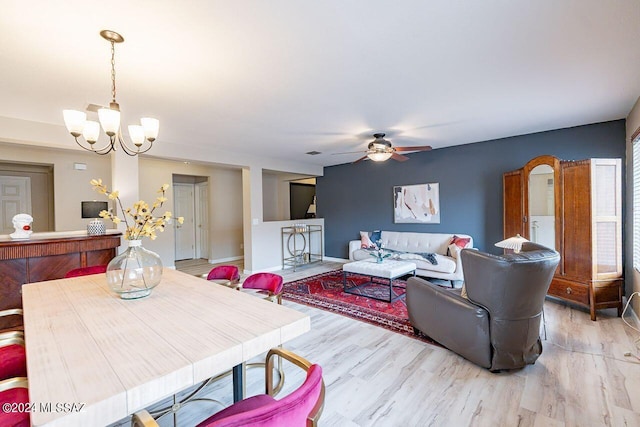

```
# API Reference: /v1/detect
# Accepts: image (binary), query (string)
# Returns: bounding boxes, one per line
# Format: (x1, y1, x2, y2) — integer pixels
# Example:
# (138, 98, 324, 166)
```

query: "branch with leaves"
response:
(90, 179, 184, 240)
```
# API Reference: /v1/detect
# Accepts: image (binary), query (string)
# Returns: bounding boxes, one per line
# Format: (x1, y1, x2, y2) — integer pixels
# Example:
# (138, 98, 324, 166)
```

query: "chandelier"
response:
(63, 30, 159, 156)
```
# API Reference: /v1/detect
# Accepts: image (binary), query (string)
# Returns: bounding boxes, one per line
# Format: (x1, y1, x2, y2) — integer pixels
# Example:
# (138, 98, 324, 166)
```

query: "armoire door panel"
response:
(561, 162, 592, 280)
(503, 170, 524, 238)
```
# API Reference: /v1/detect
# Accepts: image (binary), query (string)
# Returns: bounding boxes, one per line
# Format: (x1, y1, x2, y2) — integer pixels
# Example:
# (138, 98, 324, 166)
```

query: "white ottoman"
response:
(342, 259, 417, 302)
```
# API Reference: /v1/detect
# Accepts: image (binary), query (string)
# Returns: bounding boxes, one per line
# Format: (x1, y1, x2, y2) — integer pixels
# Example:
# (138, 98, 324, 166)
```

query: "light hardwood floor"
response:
(114, 259, 640, 427)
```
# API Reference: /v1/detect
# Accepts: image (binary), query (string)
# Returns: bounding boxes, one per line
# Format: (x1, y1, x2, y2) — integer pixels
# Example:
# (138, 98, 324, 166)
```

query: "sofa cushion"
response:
(382, 231, 454, 256)
(448, 244, 462, 258)
(414, 254, 456, 273)
(397, 252, 437, 265)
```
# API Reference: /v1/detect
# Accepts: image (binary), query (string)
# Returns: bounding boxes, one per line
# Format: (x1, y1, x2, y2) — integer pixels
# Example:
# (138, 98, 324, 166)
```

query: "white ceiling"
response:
(1, 1, 639, 166)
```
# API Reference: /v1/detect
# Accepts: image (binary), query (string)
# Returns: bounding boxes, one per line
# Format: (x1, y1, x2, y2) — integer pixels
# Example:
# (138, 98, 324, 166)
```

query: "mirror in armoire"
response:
(527, 164, 555, 249)
(522, 155, 560, 251)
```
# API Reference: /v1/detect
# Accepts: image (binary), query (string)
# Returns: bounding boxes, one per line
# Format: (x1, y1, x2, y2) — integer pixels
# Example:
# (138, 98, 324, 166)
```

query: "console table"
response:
(0, 230, 121, 329)
(281, 224, 323, 271)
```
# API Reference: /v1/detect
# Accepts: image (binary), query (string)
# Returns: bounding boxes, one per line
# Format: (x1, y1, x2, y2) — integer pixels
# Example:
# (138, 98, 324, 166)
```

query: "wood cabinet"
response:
(0, 231, 121, 329)
(503, 156, 622, 320)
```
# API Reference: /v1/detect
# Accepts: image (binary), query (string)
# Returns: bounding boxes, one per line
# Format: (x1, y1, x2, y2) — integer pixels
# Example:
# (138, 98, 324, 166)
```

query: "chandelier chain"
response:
(110, 40, 117, 103)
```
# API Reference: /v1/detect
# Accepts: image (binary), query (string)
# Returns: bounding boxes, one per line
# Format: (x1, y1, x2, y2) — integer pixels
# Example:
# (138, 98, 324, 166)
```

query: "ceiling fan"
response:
(334, 133, 432, 163)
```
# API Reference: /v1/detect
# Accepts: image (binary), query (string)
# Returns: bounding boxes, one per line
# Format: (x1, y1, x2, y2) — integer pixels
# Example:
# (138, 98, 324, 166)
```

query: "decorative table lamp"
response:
(82, 201, 108, 236)
(495, 234, 529, 253)
(306, 196, 317, 218)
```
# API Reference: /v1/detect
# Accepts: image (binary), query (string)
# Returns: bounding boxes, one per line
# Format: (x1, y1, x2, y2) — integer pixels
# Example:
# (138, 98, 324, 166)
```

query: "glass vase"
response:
(106, 240, 163, 299)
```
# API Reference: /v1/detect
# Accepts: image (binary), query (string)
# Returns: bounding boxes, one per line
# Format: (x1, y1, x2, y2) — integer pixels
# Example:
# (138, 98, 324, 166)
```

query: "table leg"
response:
(233, 363, 245, 402)
(342, 270, 347, 292)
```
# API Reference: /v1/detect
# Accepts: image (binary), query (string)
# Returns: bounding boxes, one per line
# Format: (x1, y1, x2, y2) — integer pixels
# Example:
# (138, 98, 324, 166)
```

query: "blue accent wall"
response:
(317, 120, 626, 258)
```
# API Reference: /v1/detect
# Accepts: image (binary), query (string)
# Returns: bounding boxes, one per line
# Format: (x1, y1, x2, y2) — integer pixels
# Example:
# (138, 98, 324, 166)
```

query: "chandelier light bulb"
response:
(128, 125, 145, 147)
(82, 121, 101, 144)
(141, 118, 160, 142)
(98, 108, 121, 136)
(63, 110, 87, 137)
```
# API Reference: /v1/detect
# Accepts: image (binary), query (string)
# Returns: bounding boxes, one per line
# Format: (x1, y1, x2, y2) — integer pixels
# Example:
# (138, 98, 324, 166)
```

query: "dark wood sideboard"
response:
(0, 231, 121, 329)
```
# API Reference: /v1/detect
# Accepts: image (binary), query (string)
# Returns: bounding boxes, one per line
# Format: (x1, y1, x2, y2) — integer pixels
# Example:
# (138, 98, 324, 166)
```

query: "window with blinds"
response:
(634, 132, 640, 270)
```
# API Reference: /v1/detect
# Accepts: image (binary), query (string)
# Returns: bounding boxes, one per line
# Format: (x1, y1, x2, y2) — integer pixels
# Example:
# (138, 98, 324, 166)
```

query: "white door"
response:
(195, 182, 209, 259)
(0, 176, 32, 234)
(174, 183, 195, 260)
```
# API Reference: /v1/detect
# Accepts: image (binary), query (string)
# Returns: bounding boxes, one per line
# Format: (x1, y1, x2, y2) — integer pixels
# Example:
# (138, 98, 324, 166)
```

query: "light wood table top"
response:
(22, 268, 310, 427)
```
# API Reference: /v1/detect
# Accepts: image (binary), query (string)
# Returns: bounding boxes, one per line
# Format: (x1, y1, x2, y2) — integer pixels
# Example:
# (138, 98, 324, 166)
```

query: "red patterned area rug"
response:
(283, 270, 438, 345)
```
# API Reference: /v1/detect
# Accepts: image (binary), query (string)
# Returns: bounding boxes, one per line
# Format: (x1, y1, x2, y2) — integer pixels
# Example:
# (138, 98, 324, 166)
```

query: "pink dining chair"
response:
(240, 273, 286, 393)
(205, 265, 241, 289)
(0, 377, 29, 427)
(64, 264, 107, 278)
(0, 309, 26, 383)
(241, 272, 284, 304)
(132, 348, 324, 427)
(0, 336, 26, 382)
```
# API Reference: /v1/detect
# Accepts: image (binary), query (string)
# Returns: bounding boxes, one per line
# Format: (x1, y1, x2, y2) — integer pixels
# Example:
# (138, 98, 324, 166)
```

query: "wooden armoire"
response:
(503, 155, 622, 321)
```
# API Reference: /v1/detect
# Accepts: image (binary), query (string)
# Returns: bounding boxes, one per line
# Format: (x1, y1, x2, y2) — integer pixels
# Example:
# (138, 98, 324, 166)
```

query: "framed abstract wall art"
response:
(393, 183, 440, 223)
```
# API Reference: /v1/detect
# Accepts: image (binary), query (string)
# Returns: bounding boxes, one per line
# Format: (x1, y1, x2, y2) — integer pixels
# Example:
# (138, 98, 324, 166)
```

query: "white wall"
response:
(138, 158, 243, 268)
(0, 141, 112, 232)
(250, 218, 324, 272)
(262, 172, 280, 221)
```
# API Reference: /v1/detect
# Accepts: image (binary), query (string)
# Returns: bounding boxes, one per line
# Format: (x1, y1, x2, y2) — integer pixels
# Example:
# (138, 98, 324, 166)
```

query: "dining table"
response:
(21, 268, 310, 427)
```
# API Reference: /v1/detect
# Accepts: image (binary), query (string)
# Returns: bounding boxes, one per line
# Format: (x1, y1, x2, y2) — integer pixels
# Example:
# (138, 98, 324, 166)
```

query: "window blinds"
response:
(633, 130, 640, 269)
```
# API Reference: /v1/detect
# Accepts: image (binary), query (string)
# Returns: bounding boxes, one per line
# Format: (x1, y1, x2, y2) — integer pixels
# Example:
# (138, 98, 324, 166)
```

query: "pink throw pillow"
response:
(451, 235, 471, 249)
(360, 231, 374, 249)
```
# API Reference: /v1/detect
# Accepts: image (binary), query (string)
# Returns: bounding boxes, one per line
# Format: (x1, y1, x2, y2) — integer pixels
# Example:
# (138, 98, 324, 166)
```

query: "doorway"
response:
(0, 163, 54, 233)
(173, 175, 209, 261)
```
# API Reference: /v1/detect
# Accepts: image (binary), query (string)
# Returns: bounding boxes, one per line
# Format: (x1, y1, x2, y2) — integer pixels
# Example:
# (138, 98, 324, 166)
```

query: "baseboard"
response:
(323, 256, 349, 263)
(243, 264, 283, 275)
(208, 255, 244, 264)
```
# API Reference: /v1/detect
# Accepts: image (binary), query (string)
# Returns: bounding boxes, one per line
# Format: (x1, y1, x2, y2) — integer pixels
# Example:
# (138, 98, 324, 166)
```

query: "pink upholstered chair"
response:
(240, 273, 286, 393)
(0, 337, 27, 382)
(205, 265, 241, 289)
(0, 377, 29, 427)
(132, 348, 324, 427)
(0, 310, 27, 383)
(241, 272, 284, 304)
(64, 264, 107, 278)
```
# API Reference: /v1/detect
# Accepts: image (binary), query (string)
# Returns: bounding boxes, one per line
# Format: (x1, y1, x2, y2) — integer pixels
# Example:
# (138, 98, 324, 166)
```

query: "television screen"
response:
(81, 201, 109, 219)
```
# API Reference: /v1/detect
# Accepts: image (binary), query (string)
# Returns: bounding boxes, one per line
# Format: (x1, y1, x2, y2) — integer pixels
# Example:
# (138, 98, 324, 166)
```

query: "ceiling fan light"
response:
(82, 120, 101, 144)
(98, 108, 121, 136)
(140, 117, 159, 142)
(63, 110, 86, 137)
(368, 152, 393, 162)
(128, 125, 145, 147)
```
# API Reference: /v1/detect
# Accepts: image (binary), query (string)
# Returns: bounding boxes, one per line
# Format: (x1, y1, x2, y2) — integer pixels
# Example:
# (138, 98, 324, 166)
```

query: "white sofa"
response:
(348, 231, 473, 284)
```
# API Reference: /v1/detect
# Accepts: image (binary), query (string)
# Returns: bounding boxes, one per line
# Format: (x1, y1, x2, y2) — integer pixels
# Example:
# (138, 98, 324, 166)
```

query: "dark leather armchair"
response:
(406, 242, 560, 371)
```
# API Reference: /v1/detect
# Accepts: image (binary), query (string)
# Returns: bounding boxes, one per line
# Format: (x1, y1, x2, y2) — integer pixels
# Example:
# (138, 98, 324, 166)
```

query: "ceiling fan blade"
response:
(353, 155, 369, 163)
(394, 145, 432, 152)
(391, 153, 409, 162)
